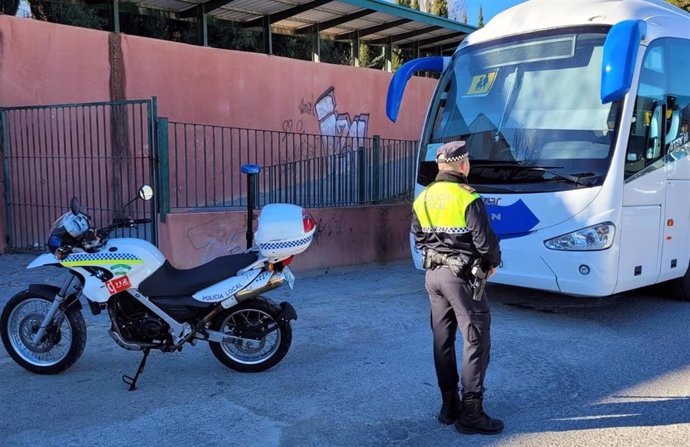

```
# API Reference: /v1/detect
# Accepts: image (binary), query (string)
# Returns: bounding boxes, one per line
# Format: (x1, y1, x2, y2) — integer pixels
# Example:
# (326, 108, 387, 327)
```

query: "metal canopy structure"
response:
(113, 0, 475, 67)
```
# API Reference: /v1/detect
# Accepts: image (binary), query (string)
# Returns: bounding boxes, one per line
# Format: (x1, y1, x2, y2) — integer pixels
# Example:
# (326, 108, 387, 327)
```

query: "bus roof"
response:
(464, 0, 690, 47)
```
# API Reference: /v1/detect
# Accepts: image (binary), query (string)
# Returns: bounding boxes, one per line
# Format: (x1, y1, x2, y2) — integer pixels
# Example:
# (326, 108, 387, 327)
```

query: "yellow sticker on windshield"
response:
(466, 71, 497, 96)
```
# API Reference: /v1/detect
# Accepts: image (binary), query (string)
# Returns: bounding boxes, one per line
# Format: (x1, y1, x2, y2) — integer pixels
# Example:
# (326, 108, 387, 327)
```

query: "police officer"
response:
(411, 140, 503, 435)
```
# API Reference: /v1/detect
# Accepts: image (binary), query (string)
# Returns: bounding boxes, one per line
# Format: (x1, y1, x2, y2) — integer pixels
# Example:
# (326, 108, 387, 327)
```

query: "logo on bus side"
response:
(483, 197, 503, 220)
(484, 199, 540, 239)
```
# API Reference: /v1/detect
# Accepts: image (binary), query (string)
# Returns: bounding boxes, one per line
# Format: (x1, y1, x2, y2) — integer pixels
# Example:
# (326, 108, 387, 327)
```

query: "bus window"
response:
(626, 38, 690, 179)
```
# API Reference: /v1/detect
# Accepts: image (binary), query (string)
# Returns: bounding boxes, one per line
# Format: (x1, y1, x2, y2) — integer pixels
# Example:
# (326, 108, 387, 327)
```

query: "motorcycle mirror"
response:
(138, 185, 154, 201)
(69, 197, 80, 215)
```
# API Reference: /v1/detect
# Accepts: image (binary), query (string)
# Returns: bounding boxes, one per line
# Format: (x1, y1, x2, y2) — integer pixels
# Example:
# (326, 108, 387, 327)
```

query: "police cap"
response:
(436, 141, 468, 164)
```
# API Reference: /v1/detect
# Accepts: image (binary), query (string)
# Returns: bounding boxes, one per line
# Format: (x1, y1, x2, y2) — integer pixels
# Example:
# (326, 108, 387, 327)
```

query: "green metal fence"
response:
(0, 99, 418, 249)
(166, 121, 418, 211)
(0, 99, 158, 250)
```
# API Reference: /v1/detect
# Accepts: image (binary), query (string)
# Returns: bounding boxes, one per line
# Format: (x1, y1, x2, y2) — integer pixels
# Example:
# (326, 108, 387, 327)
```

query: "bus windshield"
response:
(421, 27, 621, 192)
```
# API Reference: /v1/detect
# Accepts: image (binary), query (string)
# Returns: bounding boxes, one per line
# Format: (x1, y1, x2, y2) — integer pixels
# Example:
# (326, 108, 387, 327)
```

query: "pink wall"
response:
(0, 17, 111, 105)
(0, 15, 437, 140)
(122, 34, 436, 140)
(158, 204, 413, 272)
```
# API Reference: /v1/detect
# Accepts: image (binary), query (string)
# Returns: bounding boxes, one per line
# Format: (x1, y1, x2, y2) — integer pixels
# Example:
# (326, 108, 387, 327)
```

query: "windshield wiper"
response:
(471, 163, 598, 187)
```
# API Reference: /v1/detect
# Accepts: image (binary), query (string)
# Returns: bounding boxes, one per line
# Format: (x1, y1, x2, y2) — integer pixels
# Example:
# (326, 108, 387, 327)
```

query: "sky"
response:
(462, 0, 527, 27)
(386, 0, 529, 27)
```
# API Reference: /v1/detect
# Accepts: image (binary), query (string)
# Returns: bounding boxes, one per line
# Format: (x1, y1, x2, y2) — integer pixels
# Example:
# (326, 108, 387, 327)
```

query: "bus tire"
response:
(666, 264, 690, 301)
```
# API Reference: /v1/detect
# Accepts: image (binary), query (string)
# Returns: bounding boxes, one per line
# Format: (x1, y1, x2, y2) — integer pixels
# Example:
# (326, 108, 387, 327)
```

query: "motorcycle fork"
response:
(31, 274, 76, 345)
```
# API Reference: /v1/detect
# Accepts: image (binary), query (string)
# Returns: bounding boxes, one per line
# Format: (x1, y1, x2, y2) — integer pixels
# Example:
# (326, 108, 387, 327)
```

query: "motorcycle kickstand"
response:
(122, 348, 151, 391)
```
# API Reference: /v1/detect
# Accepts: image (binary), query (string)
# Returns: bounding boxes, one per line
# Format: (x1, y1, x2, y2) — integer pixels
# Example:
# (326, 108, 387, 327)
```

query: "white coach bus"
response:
(388, 0, 690, 298)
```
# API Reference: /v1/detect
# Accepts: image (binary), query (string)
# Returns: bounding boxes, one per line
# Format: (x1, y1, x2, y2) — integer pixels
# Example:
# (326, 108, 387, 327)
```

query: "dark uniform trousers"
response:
(426, 266, 491, 396)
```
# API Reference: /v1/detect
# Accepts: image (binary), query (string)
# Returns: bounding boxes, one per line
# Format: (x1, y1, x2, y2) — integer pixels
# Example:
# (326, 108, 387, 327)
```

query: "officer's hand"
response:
(488, 266, 497, 279)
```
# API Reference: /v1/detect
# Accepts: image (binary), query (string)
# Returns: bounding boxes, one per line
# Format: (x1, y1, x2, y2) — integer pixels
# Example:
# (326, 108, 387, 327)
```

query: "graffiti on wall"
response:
(281, 86, 370, 158)
(314, 87, 369, 154)
(187, 219, 243, 264)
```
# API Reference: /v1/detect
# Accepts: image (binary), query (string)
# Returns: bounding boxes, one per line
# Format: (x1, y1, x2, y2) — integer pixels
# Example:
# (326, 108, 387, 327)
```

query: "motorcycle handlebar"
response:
(95, 217, 153, 240)
(111, 217, 152, 226)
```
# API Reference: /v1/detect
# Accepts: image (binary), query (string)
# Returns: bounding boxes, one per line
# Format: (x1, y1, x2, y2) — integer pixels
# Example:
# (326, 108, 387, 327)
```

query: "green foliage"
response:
(208, 20, 261, 52)
(478, 4, 484, 27)
(665, 0, 690, 11)
(272, 33, 311, 61)
(397, 0, 412, 7)
(120, 13, 173, 40)
(411, 0, 420, 10)
(392, 48, 404, 71)
(320, 40, 352, 65)
(359, 44, 383, 69)
(1, 0, 19, 15)
(29, 1, 108, 29)
(431, 0, 449, 17)
(392, 47, 415, 71)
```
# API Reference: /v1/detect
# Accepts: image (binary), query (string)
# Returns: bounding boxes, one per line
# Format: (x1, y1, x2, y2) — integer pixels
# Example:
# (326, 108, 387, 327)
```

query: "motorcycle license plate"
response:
(283, 267, 295, 290)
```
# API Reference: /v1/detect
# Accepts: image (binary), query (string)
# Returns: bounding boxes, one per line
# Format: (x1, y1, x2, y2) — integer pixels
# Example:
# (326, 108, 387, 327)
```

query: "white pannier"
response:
(255, 204, 316, 259)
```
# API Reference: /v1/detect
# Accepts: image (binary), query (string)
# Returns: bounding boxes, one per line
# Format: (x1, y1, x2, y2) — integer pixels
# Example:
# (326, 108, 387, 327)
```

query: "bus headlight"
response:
(544, 222, 615, 251)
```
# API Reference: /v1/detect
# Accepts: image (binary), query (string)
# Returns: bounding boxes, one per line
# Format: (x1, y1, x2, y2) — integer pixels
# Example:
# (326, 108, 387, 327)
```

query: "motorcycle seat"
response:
(138, 252, 259, 297)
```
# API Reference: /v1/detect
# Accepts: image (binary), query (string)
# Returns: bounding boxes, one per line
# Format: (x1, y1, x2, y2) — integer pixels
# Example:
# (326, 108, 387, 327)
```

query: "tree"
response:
(29, 1, 107, 29)
(431, 0, 448, 17)
(397, 0, 412, 7)
(665, 0, 690, 11)
(1, 0, 20, 15)
(411, 0, 420, 10)
(462, 9, 468, 23)
(478, 4, 484, 27)
(359, 44, 384, 70)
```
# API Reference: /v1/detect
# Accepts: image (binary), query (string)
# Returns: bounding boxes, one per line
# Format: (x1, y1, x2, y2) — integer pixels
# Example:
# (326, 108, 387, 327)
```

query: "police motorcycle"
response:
(0, 184, 316, 390)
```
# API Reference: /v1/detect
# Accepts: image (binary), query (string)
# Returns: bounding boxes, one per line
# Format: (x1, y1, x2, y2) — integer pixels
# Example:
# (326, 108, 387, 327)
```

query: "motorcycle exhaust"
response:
(109, 330, 144, 351)
(234, 275, 286, 302)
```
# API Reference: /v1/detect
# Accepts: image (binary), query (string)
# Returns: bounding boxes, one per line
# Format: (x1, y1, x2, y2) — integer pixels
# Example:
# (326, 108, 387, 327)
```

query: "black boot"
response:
(437, 389, 461, 425)
(455, 394, 504, 435)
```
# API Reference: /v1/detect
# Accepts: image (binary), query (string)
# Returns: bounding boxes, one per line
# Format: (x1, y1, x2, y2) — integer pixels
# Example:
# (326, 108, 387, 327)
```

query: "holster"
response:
(469, 259, 488, 301)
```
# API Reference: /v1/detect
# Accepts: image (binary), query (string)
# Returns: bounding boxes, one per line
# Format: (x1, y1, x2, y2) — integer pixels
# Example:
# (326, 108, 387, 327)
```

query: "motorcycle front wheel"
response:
(0, 290, 87, 374)
(209, 296, 292, 372)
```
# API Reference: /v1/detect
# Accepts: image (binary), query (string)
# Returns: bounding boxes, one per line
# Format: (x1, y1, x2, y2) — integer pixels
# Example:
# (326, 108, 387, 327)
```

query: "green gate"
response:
(0, 99, 159, 250)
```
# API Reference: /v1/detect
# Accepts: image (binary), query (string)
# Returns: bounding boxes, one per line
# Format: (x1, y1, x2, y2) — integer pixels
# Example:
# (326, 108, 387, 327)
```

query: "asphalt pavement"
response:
(1, 253, 690, 446)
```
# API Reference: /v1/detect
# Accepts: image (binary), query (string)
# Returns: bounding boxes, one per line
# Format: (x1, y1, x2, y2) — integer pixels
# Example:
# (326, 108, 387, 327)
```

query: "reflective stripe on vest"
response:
(413, 182, 480, 234)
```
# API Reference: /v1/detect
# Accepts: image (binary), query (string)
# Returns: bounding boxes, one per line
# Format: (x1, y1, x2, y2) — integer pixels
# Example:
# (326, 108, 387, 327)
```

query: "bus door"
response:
(621, 38, 690, 288)
(657, 39, 690, 282)
(617, 43, 667, 292)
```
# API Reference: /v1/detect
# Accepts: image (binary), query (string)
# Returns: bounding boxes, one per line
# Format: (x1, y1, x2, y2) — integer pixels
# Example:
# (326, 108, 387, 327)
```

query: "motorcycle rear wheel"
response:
(0, 290, 87, 374)
(209, 296, 292, 372)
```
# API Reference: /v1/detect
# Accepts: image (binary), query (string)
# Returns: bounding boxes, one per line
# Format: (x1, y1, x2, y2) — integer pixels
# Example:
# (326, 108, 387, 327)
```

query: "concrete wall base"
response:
(158, 204, 413, 273)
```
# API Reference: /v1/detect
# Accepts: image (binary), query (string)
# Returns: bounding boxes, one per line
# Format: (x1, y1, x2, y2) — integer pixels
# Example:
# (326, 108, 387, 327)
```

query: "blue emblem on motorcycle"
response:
(485, 199, 539, 239)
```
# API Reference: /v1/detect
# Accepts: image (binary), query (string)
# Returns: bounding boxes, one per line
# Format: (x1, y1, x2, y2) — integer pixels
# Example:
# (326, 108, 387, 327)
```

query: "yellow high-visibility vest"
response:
(413, 182, 480, 234)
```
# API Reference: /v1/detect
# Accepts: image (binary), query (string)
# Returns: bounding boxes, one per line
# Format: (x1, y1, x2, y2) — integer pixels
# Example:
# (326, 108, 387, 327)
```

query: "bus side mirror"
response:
(601, 19, 646, 104)
(386, 56, 450, 122)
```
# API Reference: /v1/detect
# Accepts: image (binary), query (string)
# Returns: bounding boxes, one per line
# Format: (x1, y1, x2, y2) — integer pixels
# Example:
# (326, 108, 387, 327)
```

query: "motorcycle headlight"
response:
(47, 235, 62, 253)
(544, 222, 615, 251)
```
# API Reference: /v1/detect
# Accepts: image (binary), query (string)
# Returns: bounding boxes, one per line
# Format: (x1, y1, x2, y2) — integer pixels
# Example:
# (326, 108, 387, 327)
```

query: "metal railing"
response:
(167, 122, 418, 210)
(1, 100, 158, 250)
